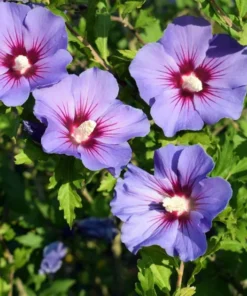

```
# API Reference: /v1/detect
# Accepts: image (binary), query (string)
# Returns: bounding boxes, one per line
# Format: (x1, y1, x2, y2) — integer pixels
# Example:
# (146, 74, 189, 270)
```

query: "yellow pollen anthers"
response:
(13, 55, 31, 75)
(181, 73, 203, 93)
(72, 120, 97, 143)
(162, 196, 189, 216)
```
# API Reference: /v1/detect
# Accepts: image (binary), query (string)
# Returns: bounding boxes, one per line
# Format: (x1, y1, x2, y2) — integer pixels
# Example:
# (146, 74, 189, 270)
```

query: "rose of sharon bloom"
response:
(33, 68, 150, 174)
(111, 145, 232, 261)
(39, 241, 67, 274)
(22, 120, 46, 144)
(129, 16, 247, 137)
(76, 217, 118, 242)
(0, 3, 72, 106)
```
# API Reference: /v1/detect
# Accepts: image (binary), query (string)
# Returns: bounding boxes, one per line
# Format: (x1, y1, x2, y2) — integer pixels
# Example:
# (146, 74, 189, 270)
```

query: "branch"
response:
(81, 187, 93, 204)
(66, 23, 109, 71)
(208, 0, 241, 31)
(111, 16, 146, 45)
(0, 235, 14, 296)
(176, 261, 185, 289)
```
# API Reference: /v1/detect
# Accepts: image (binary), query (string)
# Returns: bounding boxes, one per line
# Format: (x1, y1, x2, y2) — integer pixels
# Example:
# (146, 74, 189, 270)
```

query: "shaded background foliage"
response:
(1, 0, 247, 295)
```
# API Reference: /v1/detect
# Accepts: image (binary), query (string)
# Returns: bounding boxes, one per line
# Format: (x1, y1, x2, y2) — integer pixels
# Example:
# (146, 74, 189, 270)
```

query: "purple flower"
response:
(33, 68, 150, 174)
(0, 2, 72, 107)
(110, 145, 232, 262)
(129, 16, 247, 137)
(22, 120, 46, 143)
(75, 217, 118, 242)
(39, 241, 67, 275)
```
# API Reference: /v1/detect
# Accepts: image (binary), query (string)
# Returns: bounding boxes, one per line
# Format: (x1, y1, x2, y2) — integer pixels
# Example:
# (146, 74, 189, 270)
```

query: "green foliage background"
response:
(1, 0, 247, 295)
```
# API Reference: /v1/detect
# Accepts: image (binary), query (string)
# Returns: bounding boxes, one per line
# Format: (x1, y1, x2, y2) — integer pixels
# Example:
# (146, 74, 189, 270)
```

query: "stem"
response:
(111, 16, 146, 45)
(81, 187, 93, 204)
(15, 278, 27, 296)
(207, 0, 241, 31)
(65, 23, 109, 71)
(0, 235, 15, 296)
(176, 261, 185, 289)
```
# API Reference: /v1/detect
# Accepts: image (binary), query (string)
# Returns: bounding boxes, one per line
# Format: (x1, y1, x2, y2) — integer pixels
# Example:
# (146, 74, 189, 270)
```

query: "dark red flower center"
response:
(1, 44, 40, 79)
(168, 59, 212, 97)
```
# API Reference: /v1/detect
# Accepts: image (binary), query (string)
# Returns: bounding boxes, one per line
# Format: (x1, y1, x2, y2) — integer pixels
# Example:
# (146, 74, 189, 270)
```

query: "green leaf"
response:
(40, 280, 75, 296)
(0, 223, 16, 241)
(118, 49, 137, 59)
(48, 6, 69, 21)
(235, 187, 247, 218)
(136, 246, 173, 295)
(15, 150, 33, 165)
(187, 236, 221, 286)
(95, 3, 111, 61)
(119, 0, 146, 17)
(15, 139, 48, 165)
(14, 248, 33, 270)
(86, 0, 99, 44)
(135, 261, 157, 296)
(177, 131, 212, 147)
(230, 157, 247, 176)
(0, 112, 20, 138)
(141, 19, 163, 43)
(236, 0, 247, 18)
(236, 220, 247, 249)
(215, 206, 237, 236)
(135, 9, 156, 29)
(48, 174, 57, 190)
(176, 0, 195, 8)
(15, 232, 43, 249)
(197, 0, 240, 40)
(174, 287, 196, 296)
(219, 239, 243, 253)
(239, 23, 247, 45)
(97, 173, 116, 192)
(53, 157, 83, 185)
(211, 136, 237, 179)
(58, 183, 82, 227)
(0, 278, 11, 293)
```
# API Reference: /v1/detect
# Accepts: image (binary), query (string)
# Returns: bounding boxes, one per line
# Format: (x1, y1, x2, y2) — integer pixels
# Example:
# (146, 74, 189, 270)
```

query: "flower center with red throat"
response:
(181, 73, 203, 93)
(162, 195, 189, 216)
(13, 55, 31, 75)
(71, 120, 96, 144)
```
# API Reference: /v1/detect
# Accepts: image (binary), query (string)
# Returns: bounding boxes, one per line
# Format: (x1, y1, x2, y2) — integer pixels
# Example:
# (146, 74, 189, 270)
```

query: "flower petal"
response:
(78, 141, 132, 171)
(194, 86, 246, 124)
(151, 89, 204, 137)
(0, 2, 29, 54)
(72, 68, 119, 121)
(23, 6, 68, 58)
(160, 16, 212, 68)
(41, 121, 79, 158)
(0, 75, 30, 106)
(154, 144, 184, 186)
(33, 75, 75, 125)
(177, 145, 214, 189)
(170, 211, 207, 261)
(191, 177, 232, 231)
(29, 49, 72, 90)
(96, 100, 150, 144)
(129, 42, 179, 104)
(121, 210, 179, 254)
(203, 34, 247, 88)
(40, 257, 62, 274)
(111, 164, 171, 221)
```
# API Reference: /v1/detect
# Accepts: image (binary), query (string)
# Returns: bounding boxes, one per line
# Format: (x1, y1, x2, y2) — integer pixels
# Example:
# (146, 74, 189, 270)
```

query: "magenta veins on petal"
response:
(32, 68, 150, 175)
(129, 16, 247, 137)
(0, 2, 72, 107)
(110, 144, 232, 262)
